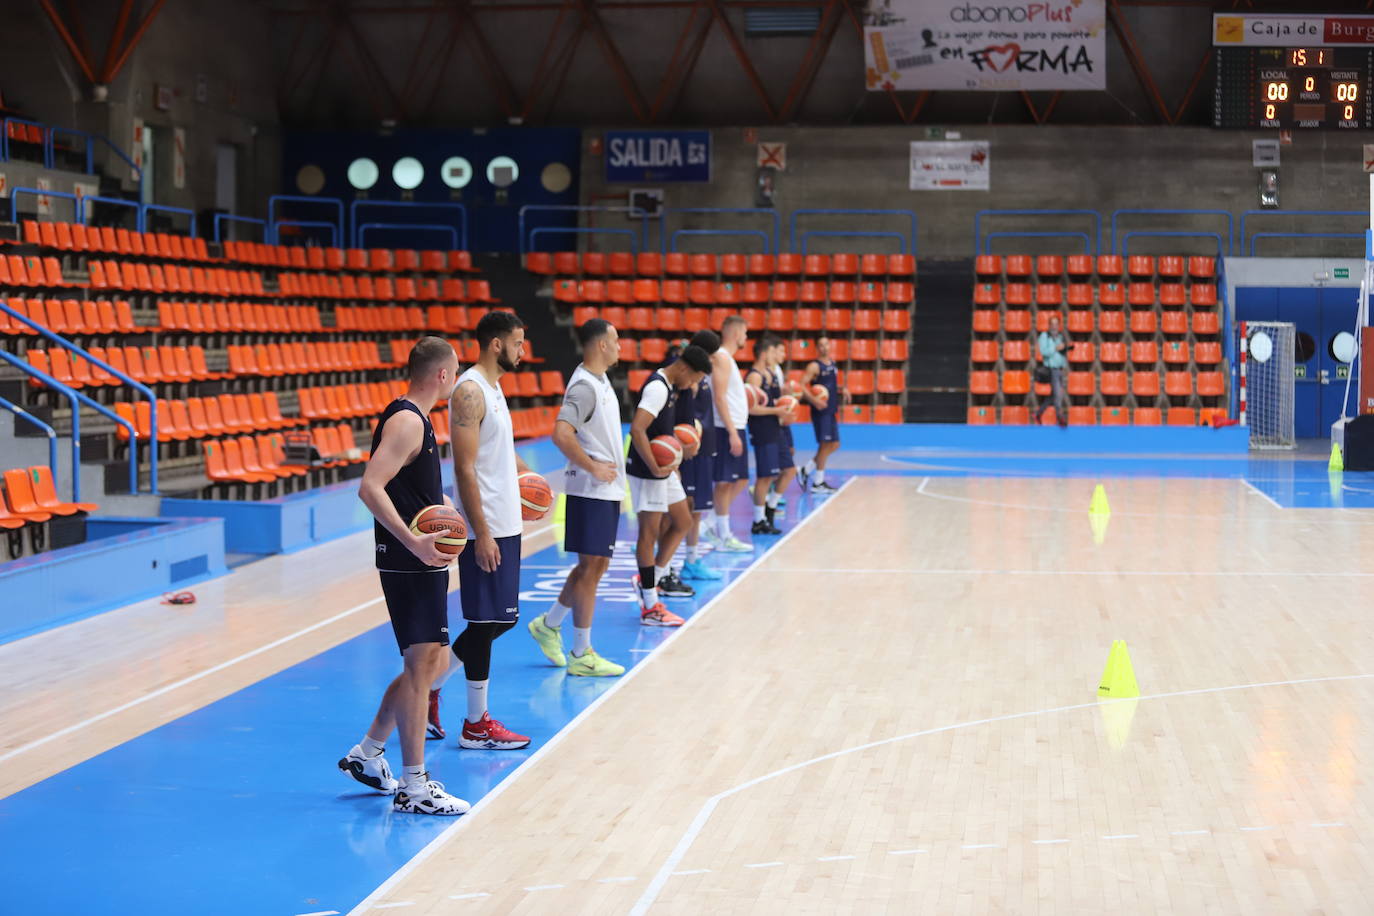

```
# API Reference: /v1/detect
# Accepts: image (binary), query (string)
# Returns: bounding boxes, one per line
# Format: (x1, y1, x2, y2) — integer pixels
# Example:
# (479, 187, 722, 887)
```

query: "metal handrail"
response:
(0, 302, 156, 494)
(1248, 232, 1365, 257)
(0, 349, 138, 501)
(213, 213, 268, 243)
(798, 230, 906, 255)
(667, 228, 770, 254)
(274, 219, 340, 247)
(81, 194, 142, 230)
(1119, 231, 1225, 259)
(974, 209, 1101, 255)
(529, 226, 639, 253)
(788, 209, 916, 255)
(0, 394, 58, 472)
(268, 195, 344, 245)
(982, 231, 1092, 254)
(1239, 210, 1365, 254)
(2, 116, 51, 167)
(349, 200, 468, 249)
(518, 204, 650, 255)
(144, 202, 197, 237)
(358, 222, 459, 250)
(1, 117, 141, 190)
(10, 187, 80, 223)
(1110, 209, 1233, 255)
(666, 208, 778, 255)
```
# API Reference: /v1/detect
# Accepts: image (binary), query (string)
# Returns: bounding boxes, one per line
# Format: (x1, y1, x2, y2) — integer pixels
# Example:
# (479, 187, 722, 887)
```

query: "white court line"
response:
(598, 876, 637, 883)
(1171, 830, 1210, 836)
(523, 884, 564, 892)
(1243, 479, 1285, 510)
(372, 903, 415, 910)
(1102, 834, 1139, 841)
(888, 848, 927, 855)
(762, 568, 1374, 578)
(447, 892, 490, 900)
(670, 869, 711, 876)
(817, 854, 855, 862)
(296, 911, 341, 916)
(0, 524, 554, 769)
(1312, 822, 1347, 828)
(629, 671, 1374, 915)
(1239, 826, 1273, 832)
(1032, 839, 1071, 846)
(744, 862, 783, 869)
(345, 482, 857, 916)
(961, 844, 999, 850)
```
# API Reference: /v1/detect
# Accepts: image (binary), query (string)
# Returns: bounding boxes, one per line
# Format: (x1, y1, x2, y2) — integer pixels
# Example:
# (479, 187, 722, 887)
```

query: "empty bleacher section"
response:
(966, 254, 1225, 426)
(530, 251, 916, 424)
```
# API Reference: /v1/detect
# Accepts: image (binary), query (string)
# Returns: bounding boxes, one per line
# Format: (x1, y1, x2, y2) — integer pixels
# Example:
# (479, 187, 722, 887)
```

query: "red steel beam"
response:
(519, 0, 575, 120)
(339, 10, 412, 120)
(571, 0, 650, 123)
(421, 13, 469, 118)
(543, 22, 590, 121)
(399, 6, 442, 102)
(649, 2, 709, 121)
(36, 0, 98, 84)
(1106, 0, 1172, 123)
(102, 0, 168, 84)
(461, 11, 521, 119)
(777, 0, 841, 122)
(655, 4, 716, 121)
(704, 0, 777, 120)
(100, 0, 136, 86)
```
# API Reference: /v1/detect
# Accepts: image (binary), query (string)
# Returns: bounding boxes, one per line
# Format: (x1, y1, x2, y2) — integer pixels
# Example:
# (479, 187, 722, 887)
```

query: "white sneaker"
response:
(338, 745, 398, 794)
(720, 535, 753, 552)
(703, 528, 726, 549)
(393, 774, 470, 815)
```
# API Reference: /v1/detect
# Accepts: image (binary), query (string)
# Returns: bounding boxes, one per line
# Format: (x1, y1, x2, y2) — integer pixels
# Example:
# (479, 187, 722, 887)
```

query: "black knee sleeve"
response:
(451, 621, 516, 681)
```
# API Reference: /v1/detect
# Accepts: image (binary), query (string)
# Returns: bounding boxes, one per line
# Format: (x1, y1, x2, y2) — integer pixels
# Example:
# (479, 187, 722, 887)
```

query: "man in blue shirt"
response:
(1036, 315, 1069, 427)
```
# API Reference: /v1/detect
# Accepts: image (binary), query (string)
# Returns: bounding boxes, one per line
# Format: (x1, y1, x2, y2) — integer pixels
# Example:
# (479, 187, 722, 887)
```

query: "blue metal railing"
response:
(267, 195, 344, 245)
(0, 302, 156, 495)
(668, 228, 770, 253)
(518, 205, 650, 255)
(0, 350, 139, 501)
(982, 231, 1093, 254)
(798, 230, 906, 255)
(974, 209, 1101, 255)
(4, 118, 142, 189)
(1248, 232, 1365, 256)
(1120, 231, 1226, 259)
(144, 203, 197, 237)
(349, 200, 467, 249)
(529, 226, 640, 253)
(11, 187, 80, 224)
(788, 209, 917, 255)
(358, 222, 459, 250)
(1220, 254, 1238, 420)
(0, 394, 58, 472)
(81, 194, 142, 230)
(274, 219, 340, 248)
(1110, 209, 1233, 255)
(666, 208, 779, 255)
(214, 213, 268, 243)
(1239, 210, 1366, 256)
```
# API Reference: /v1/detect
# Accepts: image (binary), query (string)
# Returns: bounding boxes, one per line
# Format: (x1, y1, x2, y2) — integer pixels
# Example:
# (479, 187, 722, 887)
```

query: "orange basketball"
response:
(650, 434, 684, 472)
(787, 379, 804, 397)
(518, 471, 553, 521)
(775, 395, 798, 413)
(746, 384, 769, 408)
(673, 422, 700, 449)
(409, 504, 468, 556)
(810, 384, 830, 406)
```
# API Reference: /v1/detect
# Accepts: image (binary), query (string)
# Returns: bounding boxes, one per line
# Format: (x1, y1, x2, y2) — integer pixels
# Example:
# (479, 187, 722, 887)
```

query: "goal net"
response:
(1242, 321, 1295, 449)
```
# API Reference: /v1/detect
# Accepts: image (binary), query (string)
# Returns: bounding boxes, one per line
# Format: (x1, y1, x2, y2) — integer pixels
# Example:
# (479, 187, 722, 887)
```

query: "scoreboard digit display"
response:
(1215, 46, 1373, 129)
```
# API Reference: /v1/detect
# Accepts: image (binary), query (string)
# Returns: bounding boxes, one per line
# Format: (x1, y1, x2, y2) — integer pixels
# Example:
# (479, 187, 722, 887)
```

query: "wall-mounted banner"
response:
(909, 140, 990, 190)
(173, 127, 187, 190)
(864, 0, 1106, 91)
(604, 130, 711, 183)
(1214, 13, 1374, 46)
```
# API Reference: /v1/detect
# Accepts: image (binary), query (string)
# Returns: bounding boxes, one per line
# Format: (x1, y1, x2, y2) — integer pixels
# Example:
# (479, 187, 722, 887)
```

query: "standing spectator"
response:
(1036, 315, 1069, 427)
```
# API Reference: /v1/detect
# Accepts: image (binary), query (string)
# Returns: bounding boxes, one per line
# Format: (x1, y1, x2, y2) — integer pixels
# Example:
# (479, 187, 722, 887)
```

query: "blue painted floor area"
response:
(0, 489, 834, 916)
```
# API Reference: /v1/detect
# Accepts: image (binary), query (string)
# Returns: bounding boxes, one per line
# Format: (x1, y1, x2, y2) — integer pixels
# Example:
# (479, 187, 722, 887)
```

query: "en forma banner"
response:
(864, 0, 1106, 92)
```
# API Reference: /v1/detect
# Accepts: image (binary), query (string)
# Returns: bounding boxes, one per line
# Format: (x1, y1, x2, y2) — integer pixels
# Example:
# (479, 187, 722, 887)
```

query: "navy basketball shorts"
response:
(681, 454, 714, 511)
(457, 534, 522, 623)
(753, 440, 782, 478)
(777, 426, 795, 469)
(379, 569, 450, 654)
(563, 495, 620, 558)
(712, 426, 750, 483)
(812, 410, 840, 444)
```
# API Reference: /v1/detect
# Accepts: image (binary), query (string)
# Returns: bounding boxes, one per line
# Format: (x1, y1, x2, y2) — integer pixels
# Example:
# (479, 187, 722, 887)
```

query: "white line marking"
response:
(447, 893, 490, 900)
(764, 567, 1374, 578)
(1243, 479, 1285, 510)
(1171, 830, 1210, 836)
(1312, 822, 1346, 828)
(598, 876, 637, 883)
(1239, 826, 1273, 832)
(630, 670, 1374, 916)
(628, 648, 653, 654)
(888, 848, 927, 855)
(1032, 839, 1071, 845)
(670, 869, 711, 876)
(0, 524, 556, 769)
(1102, 834, 1139, 841)
(744, 861, 783, 869)
(817, 855, 855, 862)
(373, 904, 415, 910)
(296, 911, 341, 916)
(346, 484, 855, 916)
(523, 884, 565, 892)
(961, 844, 999, 850)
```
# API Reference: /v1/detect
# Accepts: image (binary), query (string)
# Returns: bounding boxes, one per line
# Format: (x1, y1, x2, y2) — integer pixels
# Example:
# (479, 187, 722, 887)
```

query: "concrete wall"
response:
(580, 125, 1372, 259)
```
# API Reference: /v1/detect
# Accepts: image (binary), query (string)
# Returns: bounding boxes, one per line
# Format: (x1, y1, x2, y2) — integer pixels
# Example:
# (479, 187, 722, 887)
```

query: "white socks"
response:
(402, 764, 426, 787)
(686, 543, 699, 563)
(572, 625, 592, 656)
(814, 469, 826, 485)
(753, 504, 766, 522)
(361, 734, 386, 757)
(465, 679, 488, 724)
(804, 459, 817, 475)
(639, 582, 658, 608)
(544, 601, 571, 628)
(654, 563, 670, 583)
(714, 512, 731, 538)
(765, 492, 780, 510)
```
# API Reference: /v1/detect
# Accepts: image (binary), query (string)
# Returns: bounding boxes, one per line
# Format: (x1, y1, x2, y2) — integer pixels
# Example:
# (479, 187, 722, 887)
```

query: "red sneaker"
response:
(640, 603, 685, 627)
(426, 689, 444, 740)
(458, 711, 531, 750)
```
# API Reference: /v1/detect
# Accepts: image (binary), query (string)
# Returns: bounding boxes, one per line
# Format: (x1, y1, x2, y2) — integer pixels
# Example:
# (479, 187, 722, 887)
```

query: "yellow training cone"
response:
(1089, 483, 1110, 516)
(1329, 441, 1344, 472)
(1097, 639, 1140, 698)
(1098, 696, 1139, 750)
(1088, 510, 1110, 546)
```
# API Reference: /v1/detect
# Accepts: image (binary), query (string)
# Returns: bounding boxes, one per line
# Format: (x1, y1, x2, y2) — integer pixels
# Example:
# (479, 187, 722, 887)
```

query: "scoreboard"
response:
(1215, 46, 1374, 129)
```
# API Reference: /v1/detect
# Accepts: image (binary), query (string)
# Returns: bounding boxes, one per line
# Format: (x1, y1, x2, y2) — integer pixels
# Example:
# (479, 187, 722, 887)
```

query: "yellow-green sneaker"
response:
(528, 614, 566, 667)
(566, 648, 625, 677)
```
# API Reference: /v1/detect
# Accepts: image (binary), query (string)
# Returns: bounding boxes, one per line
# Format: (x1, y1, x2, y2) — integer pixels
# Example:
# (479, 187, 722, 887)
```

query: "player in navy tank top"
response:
(744, 333, 793, 536)
(800, 335, 848, 494)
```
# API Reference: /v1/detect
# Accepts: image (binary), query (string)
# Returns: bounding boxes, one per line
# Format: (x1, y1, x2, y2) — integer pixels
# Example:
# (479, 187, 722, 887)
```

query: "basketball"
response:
(810, 384, 830, 406)
(694, 418, 702, 436)
(775, 395, 798, 413)
(746, 384, 769, 407)
(673, 422, 700, 449)
(409, 504, 468, 556)
(518, 471, 554, 520)
(650, 434, 684, 472)
(788, 379, 804, 397)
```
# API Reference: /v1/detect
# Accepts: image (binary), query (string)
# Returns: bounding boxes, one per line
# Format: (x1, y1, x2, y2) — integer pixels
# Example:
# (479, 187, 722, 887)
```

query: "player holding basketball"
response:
(627, 344, 713, 625)
(440, 311, 532, 749)
(675, 329, 722, 582)
(799, 335, 848, 494)
(339, 336, 469, 815)
(769, 358, 800, 525)
(526, 318, 626, 676)
(745, 333, 793, 535)
(707, 315, 753, 552)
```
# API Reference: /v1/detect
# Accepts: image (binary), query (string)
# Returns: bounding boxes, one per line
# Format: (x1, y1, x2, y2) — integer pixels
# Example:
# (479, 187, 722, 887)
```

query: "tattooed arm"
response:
(450, 379, 499, 570)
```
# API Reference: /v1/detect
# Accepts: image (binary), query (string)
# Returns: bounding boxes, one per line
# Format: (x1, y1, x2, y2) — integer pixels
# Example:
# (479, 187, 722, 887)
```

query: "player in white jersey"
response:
(527, 318, 627, 677)
(707, 315, 753, 552)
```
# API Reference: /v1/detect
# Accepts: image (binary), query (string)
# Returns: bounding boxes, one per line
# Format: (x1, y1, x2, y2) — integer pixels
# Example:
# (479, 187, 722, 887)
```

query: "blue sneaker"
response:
(681, 559, 722, 580)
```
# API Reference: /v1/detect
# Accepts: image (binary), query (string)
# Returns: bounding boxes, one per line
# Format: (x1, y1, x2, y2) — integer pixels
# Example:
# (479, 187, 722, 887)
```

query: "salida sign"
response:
(604, 130, 711, 183)
(864, 0, 1106, 92)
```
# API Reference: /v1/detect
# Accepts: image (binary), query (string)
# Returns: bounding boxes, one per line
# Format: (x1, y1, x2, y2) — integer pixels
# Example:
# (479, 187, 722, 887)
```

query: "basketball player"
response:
(338, 336, 469, 816)
(627, 344, 713, 625)
(768, 356, 800, 526)
(745, 333, 793, 535)
(675, 329, 722, 582)
(707, 316, 753, 552)
(799, 335, 848, 494)
(438, 310, 532, 750)
(526, 318, 626, 677)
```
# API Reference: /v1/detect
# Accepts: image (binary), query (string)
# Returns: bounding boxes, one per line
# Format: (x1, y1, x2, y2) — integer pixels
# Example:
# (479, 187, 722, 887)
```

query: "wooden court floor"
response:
(350, 476, 1374, 914)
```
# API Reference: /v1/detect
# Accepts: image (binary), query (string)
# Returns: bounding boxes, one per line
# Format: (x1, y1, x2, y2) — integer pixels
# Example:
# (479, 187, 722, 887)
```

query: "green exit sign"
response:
(1295, 365, 1307, 378)
(1338, 365, 1351, 379)
(1335, 267, 1350, 279)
